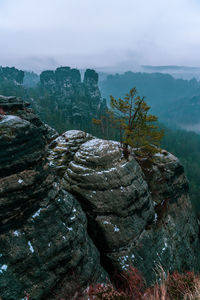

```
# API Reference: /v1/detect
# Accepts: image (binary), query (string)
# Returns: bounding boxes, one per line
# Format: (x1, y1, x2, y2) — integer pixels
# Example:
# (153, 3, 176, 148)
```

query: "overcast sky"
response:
(0, 0, 200, 72)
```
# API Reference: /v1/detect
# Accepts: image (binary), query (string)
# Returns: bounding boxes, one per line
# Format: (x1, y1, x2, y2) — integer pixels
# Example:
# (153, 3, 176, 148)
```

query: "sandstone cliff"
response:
(50, 130, 200, 284)
(1, 96, 200, 299)
(0, 67, 25, 99)
(31, 67, 107, 133)
(0, 67, 24, 85)
(0, 66, 107, 135)
(0, 97, 106, 300)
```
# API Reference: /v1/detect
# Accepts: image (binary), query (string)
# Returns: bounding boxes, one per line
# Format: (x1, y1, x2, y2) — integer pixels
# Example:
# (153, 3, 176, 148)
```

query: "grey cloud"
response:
(0, 0, 200, 72)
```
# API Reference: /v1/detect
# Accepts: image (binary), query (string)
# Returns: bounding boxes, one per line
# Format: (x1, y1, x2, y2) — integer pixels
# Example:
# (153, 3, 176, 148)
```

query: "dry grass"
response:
(184, 277, 200, 299)
(74, 265, 200, 300)
(143, 265, 168, 300)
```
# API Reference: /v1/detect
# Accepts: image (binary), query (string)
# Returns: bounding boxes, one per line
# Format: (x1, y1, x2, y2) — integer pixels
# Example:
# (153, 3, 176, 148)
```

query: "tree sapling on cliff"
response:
(93, 87, 164, 159)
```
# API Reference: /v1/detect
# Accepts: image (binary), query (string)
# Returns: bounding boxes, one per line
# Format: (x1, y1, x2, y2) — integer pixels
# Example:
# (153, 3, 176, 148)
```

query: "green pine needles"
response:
(93, 87, 164, 159)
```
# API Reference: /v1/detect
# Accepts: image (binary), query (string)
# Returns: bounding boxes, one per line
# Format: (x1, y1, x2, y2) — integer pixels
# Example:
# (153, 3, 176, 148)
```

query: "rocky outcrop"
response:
(84, 69, 101, 101)
(0, 98, 107, 299)
(2, 93, 200, 298)
(63, 138, 154, 271)
(131, 152, 200, 283)
(0, 67, 26, 101)
(0, 66, 24, 85)
(0, 95, 58, 142)
(31, 66, 107, 133)
(50, 132, 200, 283)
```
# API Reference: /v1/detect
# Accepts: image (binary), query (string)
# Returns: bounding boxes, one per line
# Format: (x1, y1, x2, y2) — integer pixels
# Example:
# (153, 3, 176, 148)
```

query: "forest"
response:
(100, 71, 200, 130)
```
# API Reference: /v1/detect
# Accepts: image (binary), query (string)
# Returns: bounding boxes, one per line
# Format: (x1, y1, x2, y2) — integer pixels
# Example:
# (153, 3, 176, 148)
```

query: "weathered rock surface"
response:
(0, 95, 58, 142)
(0, 95, 46, 132)
(130, 152, 200, 283)
(62, 137, 155, 272)
(53, 133, 200, 283)
(49, 130, 93, 176)
(0, 99, 107, 299)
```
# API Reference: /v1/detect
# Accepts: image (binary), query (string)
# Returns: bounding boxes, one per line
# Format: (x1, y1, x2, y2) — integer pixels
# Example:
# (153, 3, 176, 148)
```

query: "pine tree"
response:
(93, 87, 164, 159)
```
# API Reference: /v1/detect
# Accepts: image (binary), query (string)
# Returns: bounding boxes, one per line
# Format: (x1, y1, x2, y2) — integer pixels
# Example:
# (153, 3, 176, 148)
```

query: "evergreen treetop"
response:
(93, 87, 164, 159)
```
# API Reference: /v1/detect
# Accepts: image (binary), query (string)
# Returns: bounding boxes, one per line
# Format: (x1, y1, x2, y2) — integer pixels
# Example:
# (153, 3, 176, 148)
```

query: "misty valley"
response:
(1, 65, 200, 299)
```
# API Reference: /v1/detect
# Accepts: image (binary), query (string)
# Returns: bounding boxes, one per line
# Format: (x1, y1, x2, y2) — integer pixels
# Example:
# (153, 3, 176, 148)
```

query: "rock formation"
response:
(0, 66, 107, 135)
(32, 67, 107, 133)
(129, 151, 200, 283)
(2, 94, 200, 299)
(0, 67, 25, 99)
(62, 138, 154, 272)
(50, 131, 200, 284)
(0, 66, 24, 85)
(0, 97, 106, 300)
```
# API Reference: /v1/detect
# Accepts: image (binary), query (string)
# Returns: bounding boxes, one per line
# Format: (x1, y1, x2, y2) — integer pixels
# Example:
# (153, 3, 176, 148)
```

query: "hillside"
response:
(99, 71, 200, 131)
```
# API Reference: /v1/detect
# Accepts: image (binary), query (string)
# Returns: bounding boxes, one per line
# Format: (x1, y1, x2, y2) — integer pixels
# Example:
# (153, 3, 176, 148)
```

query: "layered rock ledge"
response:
(50, 131, 200, 283)
(48, 130, 93, 176)
(0, 98, 106, 300)
(63, 138, 154, 262)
